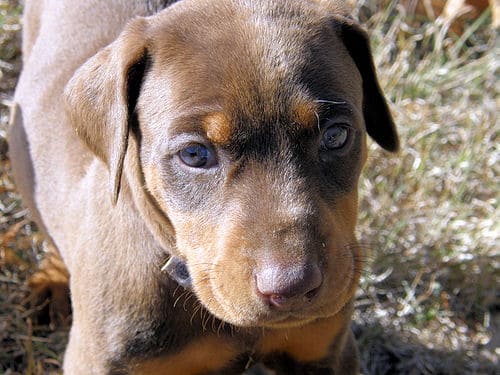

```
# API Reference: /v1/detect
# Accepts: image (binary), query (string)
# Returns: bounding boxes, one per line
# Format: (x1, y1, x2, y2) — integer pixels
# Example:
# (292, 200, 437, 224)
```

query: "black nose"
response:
(255, 262, 322, 308)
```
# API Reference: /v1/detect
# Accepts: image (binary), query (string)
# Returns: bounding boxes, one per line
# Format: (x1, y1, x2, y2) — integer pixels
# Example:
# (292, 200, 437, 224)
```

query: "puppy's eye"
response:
(178, 144, 215, 168)
(321, 124, 350, 151)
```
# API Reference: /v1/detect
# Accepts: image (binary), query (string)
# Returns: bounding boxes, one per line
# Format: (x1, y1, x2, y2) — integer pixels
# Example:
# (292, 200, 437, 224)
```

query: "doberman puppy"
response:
(9, 0, 398, 373)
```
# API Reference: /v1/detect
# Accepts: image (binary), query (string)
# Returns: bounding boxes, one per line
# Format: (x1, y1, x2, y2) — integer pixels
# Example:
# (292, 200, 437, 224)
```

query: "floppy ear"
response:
(64, 18, 149, 204)
(337, 17, 399, 152)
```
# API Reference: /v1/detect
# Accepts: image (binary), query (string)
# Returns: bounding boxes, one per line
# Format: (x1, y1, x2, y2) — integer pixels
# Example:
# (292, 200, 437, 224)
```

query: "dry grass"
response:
(352, 1, 499, 373)
(0, 0, 498, 374)
(1, 2, 68, 373)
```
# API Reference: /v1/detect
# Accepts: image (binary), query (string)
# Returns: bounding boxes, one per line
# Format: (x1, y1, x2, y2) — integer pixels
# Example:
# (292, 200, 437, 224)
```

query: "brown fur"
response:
(10, 0, 398, 373)
(132, 336, 241, 374)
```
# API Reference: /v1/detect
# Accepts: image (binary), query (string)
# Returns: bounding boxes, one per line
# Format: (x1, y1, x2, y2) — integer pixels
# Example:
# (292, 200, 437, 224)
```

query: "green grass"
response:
(0, 0, 498, 374)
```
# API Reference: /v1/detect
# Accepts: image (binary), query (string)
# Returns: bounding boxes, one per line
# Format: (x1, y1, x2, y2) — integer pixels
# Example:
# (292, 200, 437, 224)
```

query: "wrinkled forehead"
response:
(139, 0, 363, 143)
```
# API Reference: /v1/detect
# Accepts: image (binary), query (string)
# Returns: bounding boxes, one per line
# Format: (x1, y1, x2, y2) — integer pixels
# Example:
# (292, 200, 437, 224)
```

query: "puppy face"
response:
(139, 1, 370, 327)
(66, 0, 398, 328)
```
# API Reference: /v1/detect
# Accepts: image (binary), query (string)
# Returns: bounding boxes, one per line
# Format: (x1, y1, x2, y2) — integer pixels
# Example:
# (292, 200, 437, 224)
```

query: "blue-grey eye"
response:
(178, 144, 214, 168)
(321, 125, 350, 150)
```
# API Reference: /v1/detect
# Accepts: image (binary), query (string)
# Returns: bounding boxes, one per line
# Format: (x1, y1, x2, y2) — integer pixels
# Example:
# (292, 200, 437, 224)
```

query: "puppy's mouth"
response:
(162, 257, 321, 326)
(162, 256, 193, 289)
(161, 247, 358, 329)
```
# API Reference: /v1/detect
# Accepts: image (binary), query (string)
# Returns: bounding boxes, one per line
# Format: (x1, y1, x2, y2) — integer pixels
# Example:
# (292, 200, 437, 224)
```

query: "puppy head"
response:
(65, 0, 398, 328)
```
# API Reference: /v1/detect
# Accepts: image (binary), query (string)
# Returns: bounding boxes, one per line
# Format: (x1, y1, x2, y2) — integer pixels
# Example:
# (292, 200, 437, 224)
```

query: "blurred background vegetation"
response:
(0, 0, 498, 374)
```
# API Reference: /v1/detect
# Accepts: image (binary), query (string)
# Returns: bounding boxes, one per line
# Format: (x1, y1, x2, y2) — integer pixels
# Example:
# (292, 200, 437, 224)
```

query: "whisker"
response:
(172, 284, 181, 298)
(173, 290, 189, 309)
(314, 111, 321, 132)
(190, 303, 203, 325)
(188, 262, 219, 267)
(182, 292, 195, 311)
(211, 315, 218, 334)
(202, 309, 212, 332)
(217, 319, 226, 337)
(314, 99, 346, 105)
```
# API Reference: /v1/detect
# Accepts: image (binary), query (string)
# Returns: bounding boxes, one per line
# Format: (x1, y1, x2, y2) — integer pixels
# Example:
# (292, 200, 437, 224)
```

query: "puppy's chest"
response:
(128, 336, 332, 375)
(118, 303, 340, 374)
(121, 315, 251, 374)
(111, 287, 246, 372)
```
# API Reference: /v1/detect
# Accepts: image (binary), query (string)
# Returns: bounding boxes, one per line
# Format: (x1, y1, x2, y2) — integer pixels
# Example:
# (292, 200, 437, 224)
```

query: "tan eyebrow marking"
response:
(202, 112, 232, 144)
(291, 98, 319, 130)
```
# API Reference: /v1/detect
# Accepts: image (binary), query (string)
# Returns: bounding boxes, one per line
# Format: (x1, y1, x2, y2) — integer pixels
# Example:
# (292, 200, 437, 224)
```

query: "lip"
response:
(250, 305, 325, 328)
(258, 314, 319, 329)
(252, 295, 350, 329)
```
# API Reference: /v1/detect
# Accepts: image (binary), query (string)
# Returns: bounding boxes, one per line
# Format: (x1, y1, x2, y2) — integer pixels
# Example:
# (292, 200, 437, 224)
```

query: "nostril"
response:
(305, 285, 320, 300)
(268, 293, 288, 308)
